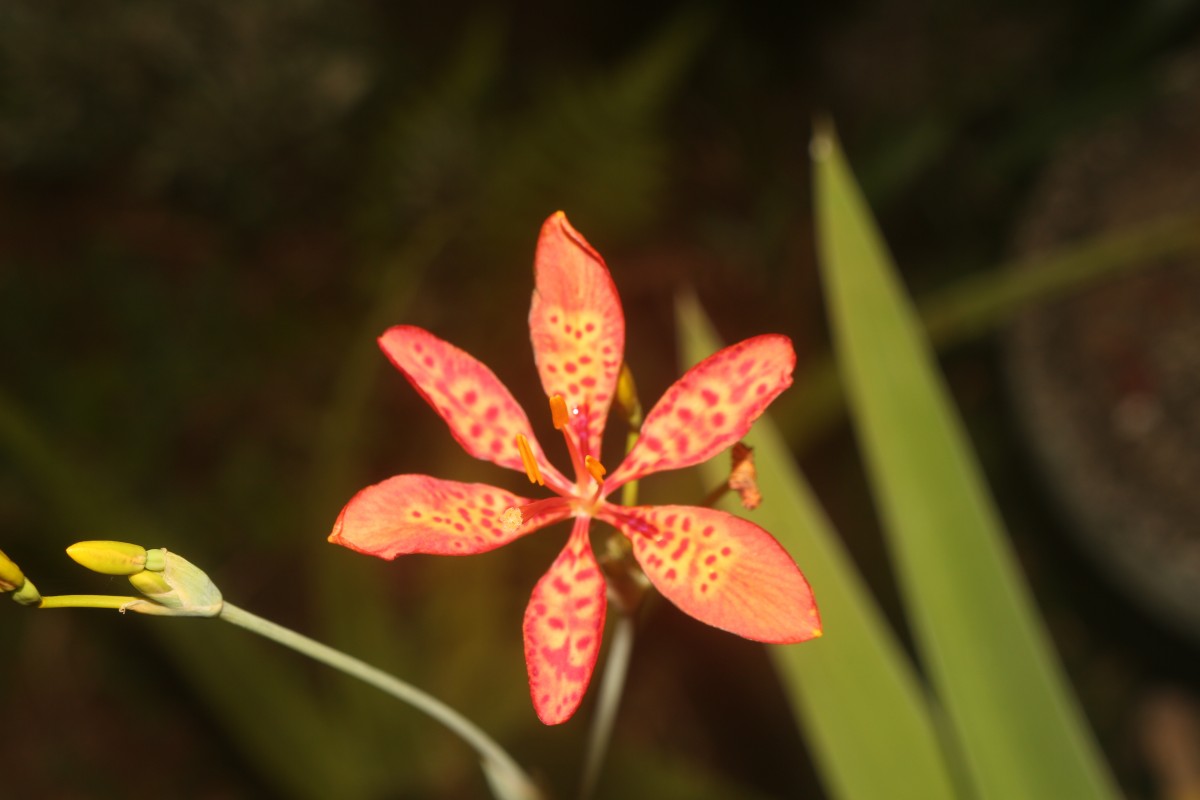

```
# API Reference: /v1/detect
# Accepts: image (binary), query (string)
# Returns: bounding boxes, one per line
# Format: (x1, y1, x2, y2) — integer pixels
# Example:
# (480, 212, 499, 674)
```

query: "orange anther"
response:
(584, 455, 607, 483)
(515, 434, 544, 486)
(549, 395, 570, 430)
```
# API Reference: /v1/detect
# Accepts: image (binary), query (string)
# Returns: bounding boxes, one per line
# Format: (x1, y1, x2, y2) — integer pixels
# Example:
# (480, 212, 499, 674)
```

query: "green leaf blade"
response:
(812, 124, 1119, 799)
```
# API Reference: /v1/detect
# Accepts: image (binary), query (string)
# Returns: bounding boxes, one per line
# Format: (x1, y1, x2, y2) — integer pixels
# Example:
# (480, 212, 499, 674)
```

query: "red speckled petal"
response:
(608, 335, 795, 488)
(379, 326, 569, 491)
(329, 475, 570, 557)
(599, 504, 820, 643)
(529, 212, 625, 457)
(522, 517, 607, 725)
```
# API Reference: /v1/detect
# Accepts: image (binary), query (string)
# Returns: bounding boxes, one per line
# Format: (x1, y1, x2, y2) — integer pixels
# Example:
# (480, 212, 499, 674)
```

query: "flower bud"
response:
(128, 570, 172, 596)
(728, 442, 761, 510)
(0, 549, 40, 605)
(123, 549, 222, 617)
(12, 579, 42, 606)
(0, 548, 26, 593)
(66, 541, 149, 576)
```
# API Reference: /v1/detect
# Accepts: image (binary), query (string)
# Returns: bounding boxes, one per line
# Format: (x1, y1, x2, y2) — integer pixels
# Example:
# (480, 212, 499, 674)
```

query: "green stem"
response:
(38, 594, 141, 610)
(621, 428, 641, 507)
(217, 602, 540, 800)
(579, 608, 636, 800)
(700, 482, 730, 508)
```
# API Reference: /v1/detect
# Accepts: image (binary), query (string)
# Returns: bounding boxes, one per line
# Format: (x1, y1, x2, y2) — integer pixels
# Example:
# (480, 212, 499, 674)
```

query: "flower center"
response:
(502, 394, 607, 534)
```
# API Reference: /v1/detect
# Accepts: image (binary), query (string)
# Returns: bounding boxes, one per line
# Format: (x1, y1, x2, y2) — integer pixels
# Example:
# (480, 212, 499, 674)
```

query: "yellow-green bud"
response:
(128, 570, 172, 596)
(0, 548, 26, 593)
(66, 541, 148, 576)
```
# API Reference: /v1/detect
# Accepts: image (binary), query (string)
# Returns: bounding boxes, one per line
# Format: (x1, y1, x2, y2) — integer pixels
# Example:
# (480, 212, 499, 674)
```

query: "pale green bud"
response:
(12, 578, 41, 606)
(122, 549, 222, 617)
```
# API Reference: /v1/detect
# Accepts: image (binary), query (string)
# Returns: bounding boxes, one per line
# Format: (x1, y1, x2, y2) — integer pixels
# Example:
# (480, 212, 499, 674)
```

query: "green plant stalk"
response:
(621, 430, 641, 507)
(579, 391, 645, 798)
(578, 610, 636, 800)
(38, 594, 141, 610)
(217, 602, 540, 800)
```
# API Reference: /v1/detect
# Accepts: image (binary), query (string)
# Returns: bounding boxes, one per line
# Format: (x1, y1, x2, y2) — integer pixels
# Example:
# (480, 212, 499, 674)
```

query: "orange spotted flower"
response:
(329, 212, 821, 724)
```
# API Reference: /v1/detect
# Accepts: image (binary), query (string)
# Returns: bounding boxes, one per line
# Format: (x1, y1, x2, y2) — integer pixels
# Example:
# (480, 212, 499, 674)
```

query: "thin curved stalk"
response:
(579, 610, 636, 800)
(218, 602, 541, 800)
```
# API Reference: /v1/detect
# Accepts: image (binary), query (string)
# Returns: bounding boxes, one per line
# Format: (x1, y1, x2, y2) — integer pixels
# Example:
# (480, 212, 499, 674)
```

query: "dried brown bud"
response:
(729, 442, 762, 510)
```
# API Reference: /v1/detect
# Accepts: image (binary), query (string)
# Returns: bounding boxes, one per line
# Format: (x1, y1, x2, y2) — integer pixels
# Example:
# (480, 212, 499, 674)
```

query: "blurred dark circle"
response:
(1007, 47, 1200, 646)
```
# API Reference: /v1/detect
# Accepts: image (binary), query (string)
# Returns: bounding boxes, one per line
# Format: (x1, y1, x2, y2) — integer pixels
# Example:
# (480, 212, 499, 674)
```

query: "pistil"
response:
(500, 496, 571, 534)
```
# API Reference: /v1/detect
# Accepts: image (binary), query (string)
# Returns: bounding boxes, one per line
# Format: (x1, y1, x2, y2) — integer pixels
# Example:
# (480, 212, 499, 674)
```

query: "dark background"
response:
(3, 1, 1199, 797)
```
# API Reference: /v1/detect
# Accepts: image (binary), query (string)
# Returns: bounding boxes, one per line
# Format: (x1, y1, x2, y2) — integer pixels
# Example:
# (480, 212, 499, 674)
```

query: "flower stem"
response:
(621, 430, 641, 507)
(700, 482, 730, 508)
(217, 602, 540, 800)
(578, 607, 636, 800)
(38, 594, 141, 610)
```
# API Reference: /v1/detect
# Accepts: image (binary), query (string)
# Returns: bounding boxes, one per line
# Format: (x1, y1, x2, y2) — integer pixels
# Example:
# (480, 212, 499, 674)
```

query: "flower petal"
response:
(330, 475, 569, 558)
(379, 325, 569, 491)
(599, 504, 820, 643)
(522, 517, 607, 725)
(529, 212, 625, 457)
(607, 334, 795, 488)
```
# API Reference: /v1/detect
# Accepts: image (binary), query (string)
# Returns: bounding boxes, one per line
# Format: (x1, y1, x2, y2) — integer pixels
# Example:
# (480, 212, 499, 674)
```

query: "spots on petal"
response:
(602, 502, 819, 644)
(608, 335, 796, 486)
(523, 523, 608, 724)
(529, 217, 626, 457)
(329, 476, 548, 558)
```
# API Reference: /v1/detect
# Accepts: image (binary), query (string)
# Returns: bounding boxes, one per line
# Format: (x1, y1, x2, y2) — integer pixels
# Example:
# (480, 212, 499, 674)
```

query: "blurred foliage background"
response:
(3, 1, 1200, 797)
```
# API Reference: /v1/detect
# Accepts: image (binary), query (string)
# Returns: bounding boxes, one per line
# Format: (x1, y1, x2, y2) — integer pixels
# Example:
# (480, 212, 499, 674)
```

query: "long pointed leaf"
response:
(676, 294, 958, 800)
(813, 124, 1118, 799)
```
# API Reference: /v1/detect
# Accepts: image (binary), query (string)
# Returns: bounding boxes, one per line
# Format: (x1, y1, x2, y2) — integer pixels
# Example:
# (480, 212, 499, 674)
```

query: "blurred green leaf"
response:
(676, 294, 958, 800)
(774, 207, 1200, 454)
(812, 123, 1118, 799)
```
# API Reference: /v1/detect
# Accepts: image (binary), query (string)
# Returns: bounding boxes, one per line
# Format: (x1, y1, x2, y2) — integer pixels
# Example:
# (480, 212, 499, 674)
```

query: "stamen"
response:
(515, 434, 544, 486)
(584, 455, 607, 483)
(549, 394, 570, 430)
